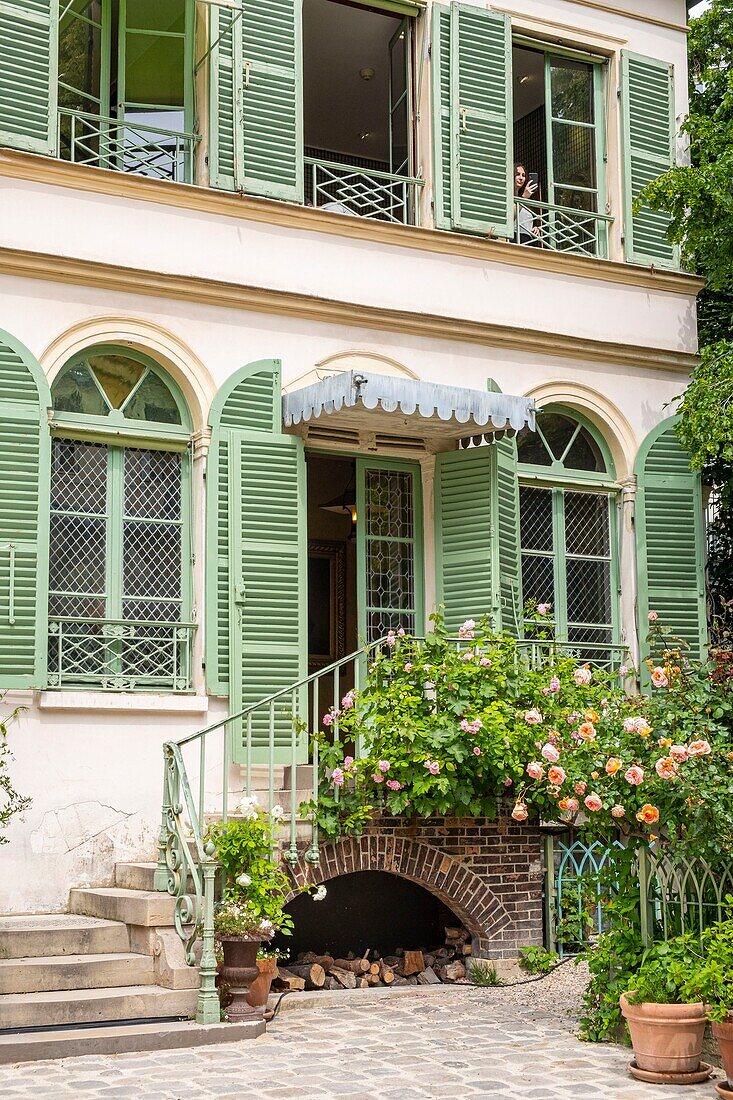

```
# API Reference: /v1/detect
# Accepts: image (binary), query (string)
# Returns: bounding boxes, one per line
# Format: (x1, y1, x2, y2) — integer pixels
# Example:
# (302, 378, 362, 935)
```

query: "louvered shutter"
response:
(0, 0, 58, 155)
(634, 417, 706, 681)
(495, 436, 522, 636)
(207, 361, 307, 765)
(0, 332, 51, 688)
(435, 447, 495, 633)
(431, 4, 452, 230)
(240, 0, 303, 202)
(449, 5, 513, 238)
(620, 52, 678, 269)
(209, 3, 240, 191)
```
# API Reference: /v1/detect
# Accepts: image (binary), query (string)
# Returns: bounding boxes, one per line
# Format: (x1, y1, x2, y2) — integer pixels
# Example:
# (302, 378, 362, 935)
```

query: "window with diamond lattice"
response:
(517, 408, 618, 661)
(48, 349, 193, 691)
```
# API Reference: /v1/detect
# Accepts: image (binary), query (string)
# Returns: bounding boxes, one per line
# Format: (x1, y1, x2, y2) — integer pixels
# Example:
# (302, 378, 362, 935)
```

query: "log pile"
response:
(274, 927, 471, 993)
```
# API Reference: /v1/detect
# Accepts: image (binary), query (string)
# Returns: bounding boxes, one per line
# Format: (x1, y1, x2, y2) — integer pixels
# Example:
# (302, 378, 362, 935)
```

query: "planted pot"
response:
(219, 936, 263, 1021)
(246, 956, 279, 1010)
(620, 992, 707, 1074)
(712, 1019, 733, 1086)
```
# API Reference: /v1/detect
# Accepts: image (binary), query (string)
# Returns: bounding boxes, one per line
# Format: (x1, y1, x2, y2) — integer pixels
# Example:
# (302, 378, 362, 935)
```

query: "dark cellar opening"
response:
(274, 871, 465, 959)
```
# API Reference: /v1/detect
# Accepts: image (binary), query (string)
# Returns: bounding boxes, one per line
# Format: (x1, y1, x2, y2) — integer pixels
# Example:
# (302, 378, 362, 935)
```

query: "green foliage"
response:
(519, 946, 558, 975)
(213, 896, 277, 939)
(688, 914, 733, 1022)
(469, 960, 500, 986)
(0, 702, 29, 843)
(626, 935, 704, 1006)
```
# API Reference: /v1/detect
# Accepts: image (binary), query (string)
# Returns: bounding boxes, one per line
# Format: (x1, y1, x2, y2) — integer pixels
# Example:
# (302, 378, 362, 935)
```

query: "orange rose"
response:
(578, 722, 596, 742)
(605, 757, 622, 776)
(635, 803, 660, 825)
(584, 709, 599, 723)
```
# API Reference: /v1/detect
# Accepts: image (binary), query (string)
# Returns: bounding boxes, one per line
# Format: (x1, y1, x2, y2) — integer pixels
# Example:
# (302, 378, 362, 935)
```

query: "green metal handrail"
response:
(57, 107, 199, 184)
(305, 155, 424, 225)
(512, 195, 613, 259)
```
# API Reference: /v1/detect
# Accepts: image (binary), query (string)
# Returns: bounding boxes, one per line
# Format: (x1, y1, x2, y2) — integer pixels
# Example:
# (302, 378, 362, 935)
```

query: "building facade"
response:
(0, 0, 705, 917)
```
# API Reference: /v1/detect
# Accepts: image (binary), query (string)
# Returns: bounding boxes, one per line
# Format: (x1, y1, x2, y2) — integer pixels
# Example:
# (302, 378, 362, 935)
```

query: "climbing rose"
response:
(404, 663, 412, 672)
(526, 762, 544, 780)
(386, 779, 403, 791)
(625, 765, 645, 786)
(623, 717, 637, 733)
(651, 667, 669, 689)
(236, 873, 252, 887)
(312, 885, 327, 902)
(511, 802, 529, 822)
(670, 745, 688, 763)
(425, 759, 440, 775)
(239, 795, 259, 820)
(573, 665, 592, 686)
(322, 711, 335, 727)
(385, 630, 397, 647)
(397, 627, 406, 637)
(559, 796, 580, 815)
(648, 610, 659, 622)
(270, 805, 285, 822)
(655, 756, 678, 780)
(688, 740, 712, 756)
(605, 757, 622, 776)
(549, 676, 561, 693)
(547, 765, 566, 786)
(331, 768, 344, 787)
(378, 759, 390, 773)
(578, 722, 596, 742)
(460, 717, 483, 735)
(473, 746, 482, 757)
(611, 804, 626, 819)
(458, 619, 476, 639)
(574, 781, 587, 796)
(341, 690, 356, 710)
(636, 803, 660, 825)
(480, 656, 492, 667)
(343, 755, 354, 769)
(525, 709, 543, 725)
(461, 650, 475, 662)
(541, 743, 560, 762)
(372, 773, 384, 783)
(537, 603, 551, 616)
(584, 793, 603, 812)
(619, 665, 629, 678)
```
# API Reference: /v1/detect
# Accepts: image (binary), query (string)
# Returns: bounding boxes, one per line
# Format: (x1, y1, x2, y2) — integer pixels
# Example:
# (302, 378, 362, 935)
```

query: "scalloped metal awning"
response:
(282, 371, 536, 450)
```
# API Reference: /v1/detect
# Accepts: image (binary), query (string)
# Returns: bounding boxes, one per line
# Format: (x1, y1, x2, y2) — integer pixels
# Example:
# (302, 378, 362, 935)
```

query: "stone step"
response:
(0, 1017, 264, 1064)
(0, 952, 155, 995)
(0, 914, 130, 960)
(115, 862, 164, 892)
(68, 888, 181, 928)
(0, 984, 198, 1030)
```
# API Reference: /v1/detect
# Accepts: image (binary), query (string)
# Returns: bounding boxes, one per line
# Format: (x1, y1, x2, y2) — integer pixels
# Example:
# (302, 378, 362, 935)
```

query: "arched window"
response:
(516, 407, 619, 661)
(48, 347, 194, 692)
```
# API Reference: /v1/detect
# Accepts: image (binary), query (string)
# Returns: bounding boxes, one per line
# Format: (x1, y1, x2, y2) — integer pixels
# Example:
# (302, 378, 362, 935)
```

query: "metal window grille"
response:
(364, 469, 416, 642)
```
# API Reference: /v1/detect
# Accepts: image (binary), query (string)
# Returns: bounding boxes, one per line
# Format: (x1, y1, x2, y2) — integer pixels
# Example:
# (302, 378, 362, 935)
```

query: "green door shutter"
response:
(431, 4, 452, 230)
(207, 360, 307, 764)
(495, 436, 522, 636)
(240, 0, 303, 202)
(209, 3, 240, 191)
(0, 0, 59, 155)
(449, 4, 512, 237)
(620, 51, 678, 269)
(634, 416, 706, 678)
(435, 447, 495, 633)
(0, 332, 51, 688)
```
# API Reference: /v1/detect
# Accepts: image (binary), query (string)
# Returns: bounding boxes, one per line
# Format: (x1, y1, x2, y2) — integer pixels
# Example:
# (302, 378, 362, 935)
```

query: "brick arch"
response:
(287, 835, 513, 949)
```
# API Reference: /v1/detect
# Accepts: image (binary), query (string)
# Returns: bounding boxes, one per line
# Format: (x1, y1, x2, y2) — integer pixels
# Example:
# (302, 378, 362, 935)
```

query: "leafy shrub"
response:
(626, 936, 704, 1006)
(519, 946, 558, 975)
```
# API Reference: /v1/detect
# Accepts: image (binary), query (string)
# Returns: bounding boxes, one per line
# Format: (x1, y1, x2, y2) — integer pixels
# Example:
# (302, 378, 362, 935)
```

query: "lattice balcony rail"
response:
(305, 156, 423, 225)
(47, 616, 196, 692)
(58, 108, 198, 184)
(512, 196, 613, 258)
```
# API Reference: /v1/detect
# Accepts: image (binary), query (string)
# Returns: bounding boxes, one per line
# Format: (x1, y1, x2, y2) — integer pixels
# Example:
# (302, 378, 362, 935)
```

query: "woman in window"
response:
(514, 163, 541, 246)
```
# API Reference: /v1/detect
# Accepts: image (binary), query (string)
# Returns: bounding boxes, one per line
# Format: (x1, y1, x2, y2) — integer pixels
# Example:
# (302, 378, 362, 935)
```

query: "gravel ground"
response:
(479, 957, 590, 1019)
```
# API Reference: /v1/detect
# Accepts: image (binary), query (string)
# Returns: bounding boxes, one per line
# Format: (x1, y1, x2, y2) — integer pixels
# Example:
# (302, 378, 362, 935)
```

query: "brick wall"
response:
(286, 810, 545, 959)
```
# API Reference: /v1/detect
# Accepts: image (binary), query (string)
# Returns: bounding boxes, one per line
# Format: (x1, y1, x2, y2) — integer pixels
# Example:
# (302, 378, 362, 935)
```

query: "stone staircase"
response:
(0, 862, 264, 1064)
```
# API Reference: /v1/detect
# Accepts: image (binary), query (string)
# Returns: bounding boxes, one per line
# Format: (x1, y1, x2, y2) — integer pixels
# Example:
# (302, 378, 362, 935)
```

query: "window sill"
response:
(38, 691, 209, 715)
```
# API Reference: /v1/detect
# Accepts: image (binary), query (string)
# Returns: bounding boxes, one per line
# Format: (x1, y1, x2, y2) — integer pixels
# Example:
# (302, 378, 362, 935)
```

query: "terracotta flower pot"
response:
(620, 992, 707, 1074)
(712, 1019, 733, 1085)
(246, 956, 279, 1009)
(219, 936, 263, 1021)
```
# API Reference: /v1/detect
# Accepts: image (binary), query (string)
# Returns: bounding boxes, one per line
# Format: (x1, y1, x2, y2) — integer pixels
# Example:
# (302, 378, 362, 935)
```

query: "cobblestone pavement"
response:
(0, 989, 722, 1099)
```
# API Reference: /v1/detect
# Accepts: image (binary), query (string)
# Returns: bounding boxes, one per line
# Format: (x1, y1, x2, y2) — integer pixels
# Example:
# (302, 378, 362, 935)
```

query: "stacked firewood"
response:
(275, 927, 471, 992)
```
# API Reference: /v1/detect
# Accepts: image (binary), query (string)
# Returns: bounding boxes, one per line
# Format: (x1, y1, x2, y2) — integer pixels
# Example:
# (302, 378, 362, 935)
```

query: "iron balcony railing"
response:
(47, 616, 196, 692)
(58, 108, 198, 184)
(512, 196, 613, 258)
(305, 156, 423, 225)
(518, 636, 627, 672)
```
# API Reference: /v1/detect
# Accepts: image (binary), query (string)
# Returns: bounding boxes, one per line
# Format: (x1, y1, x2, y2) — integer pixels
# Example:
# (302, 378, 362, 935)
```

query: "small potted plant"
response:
(688, 918, 733, 1098)
(214, 898, 276, 1021)
(620, 936, 710, 1084)
(247, 947, 285, 1011)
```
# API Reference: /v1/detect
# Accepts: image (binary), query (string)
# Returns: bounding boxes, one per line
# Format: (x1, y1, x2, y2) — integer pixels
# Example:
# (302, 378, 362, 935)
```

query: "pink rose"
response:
(584, 793, 603, 812)
(624, 765, 644, 786)
(323, 712, 335, 728)
(473, 746, 482, 756)
(378, 760, 390, 773)
(385, 631, 397, 648)
(480, 656, 492, 668)
(650, 667, 668, 689)
(372, 773, 384, 783)
(511, 802, 529, 822)
(688, 740, 711, 756)
(537, 603, 551, 616)
(404, 662, 413, 672)
(341, 690, 356, 710)
(542, 687, 551, 696)
(386, 779, 403, 791)
(574, 781, 587, 796)
(425, 759, 440, 775)
(611, 804, 626, 819)
(525, 709, 543, 725)
(526, 762, 544, 780)
(541, 743, 560, 763)
(655, 756, 678, 780)
(619, 665, 629, 678)
(549, 676, 561, 693)
(343, 755, 354, 769)
(573, 666, 592, 686)
(622, 717, 637, 733)
(504, 777, 513, 787)
(648, 610, 659, 622)
(397, 627, 406, 637)
(670, 745, 688, 763)
(547, 765, 566, 786)
(461, 650, 475, 662)
(458, 619, 476, 640)
(331, 768, 344, 787)
(559, 796, 580, 815)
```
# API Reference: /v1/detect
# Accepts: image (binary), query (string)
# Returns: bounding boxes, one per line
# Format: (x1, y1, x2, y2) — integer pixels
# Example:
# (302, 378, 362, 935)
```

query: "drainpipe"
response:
(620, 475, 639, 672)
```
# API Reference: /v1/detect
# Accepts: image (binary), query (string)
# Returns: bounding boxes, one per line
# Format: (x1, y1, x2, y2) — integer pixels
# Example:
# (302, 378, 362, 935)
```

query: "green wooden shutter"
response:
(0, 0, 58, 155)
(634, 416, 706, 678)
(207, 360, 307, 764)
(240, 0, 303, 202)
(209, 2, 240, 191)
(431, 4, 452, 230)
(0, 332, 51, 688)
(449, 4, 512, 237)
(620, 51, 678, 269)
(495, 436, 522, 636)
(435, 447, 495, 633)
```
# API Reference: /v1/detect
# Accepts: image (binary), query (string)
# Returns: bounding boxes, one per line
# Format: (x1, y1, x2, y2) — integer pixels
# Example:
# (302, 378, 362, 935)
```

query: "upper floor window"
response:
(47, 348, 195, 692)
(516, 408, 619, 664)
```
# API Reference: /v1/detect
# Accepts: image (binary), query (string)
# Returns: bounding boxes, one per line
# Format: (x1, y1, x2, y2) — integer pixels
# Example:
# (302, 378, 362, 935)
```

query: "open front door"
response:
(356, 457, 424, 643)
